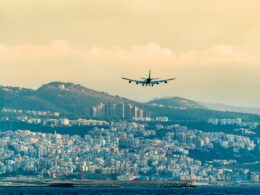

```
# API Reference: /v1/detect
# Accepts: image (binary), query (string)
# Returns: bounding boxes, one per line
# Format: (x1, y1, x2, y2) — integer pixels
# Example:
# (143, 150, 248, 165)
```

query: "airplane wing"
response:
(151, 78, 175, 84)
(122, 77, 145, 84)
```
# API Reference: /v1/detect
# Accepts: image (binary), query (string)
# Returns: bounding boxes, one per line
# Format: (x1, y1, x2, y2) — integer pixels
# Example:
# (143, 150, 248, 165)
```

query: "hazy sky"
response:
(1, 0, 260, 107)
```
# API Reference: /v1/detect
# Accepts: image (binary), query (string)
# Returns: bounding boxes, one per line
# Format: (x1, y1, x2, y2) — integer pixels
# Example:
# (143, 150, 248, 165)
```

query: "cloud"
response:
(1, 40, 260, 107)
(84, 43, 175, 66)
(0, 40, 79, 63)
(0, 41, 259, 68)
(178, 44, 260, 66)
(84, 43, 260, 67)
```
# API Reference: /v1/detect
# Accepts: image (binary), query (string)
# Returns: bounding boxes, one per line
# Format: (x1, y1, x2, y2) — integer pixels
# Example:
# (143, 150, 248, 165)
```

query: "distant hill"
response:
(147, 97, 205, 110)
(200, 102, 260, 116)
(0, 82, 260, 122)
(145, 96, 260, 122)
(0, 82, 131, 118)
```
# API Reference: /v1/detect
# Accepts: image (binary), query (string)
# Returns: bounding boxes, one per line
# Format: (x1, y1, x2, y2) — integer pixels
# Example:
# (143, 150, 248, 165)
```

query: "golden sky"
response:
(1, 0, 260, 107)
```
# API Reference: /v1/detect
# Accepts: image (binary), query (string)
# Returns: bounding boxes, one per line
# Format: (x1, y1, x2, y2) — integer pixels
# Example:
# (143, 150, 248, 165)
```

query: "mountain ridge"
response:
(147, 96, 260, 116)
(0, 82, 260, 122)
(199, 101, 260, 116)
(0, 82, 130, 117)
(147, 96, 206, 110)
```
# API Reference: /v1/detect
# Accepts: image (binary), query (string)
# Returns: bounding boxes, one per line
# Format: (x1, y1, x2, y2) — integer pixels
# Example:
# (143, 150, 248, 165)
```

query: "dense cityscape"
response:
(0, 86, 259, 184)
(0, 106, 259, 183)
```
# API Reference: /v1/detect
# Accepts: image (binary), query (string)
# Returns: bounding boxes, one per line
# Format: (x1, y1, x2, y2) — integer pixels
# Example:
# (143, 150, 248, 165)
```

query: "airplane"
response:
(122, 70, 175, 86)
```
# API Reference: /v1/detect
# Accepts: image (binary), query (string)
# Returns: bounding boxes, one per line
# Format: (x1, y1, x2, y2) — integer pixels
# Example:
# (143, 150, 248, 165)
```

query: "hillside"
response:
(145, 97, 260, 122)
(200, 102, 260, 115)
(0, 82, 260, 122)
(147, 97, 205, 109)
(0, 82, 129, 117)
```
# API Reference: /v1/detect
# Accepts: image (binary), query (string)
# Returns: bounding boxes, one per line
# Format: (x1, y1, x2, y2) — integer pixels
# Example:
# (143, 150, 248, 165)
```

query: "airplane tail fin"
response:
(149, 69, 151, 79)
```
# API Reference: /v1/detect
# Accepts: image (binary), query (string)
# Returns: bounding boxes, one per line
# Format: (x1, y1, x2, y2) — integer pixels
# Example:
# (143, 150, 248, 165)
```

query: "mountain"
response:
(147, 96, 260, 116)
(145, 96, 260, 122)
(0, 82, 260, 122)
(200, 102, 260, 116)
(0, 82, 132, 118)
(147, 97, 205, 110)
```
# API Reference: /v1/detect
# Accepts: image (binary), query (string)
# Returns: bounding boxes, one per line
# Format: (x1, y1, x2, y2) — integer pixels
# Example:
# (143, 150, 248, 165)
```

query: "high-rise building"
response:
(124, 103, 133, 119)
(92, 102, 146, 120)
(91, 103, 106, 119)
(117, 103, 125, 119)
(133, 106, 139, 118)
(139, 109, 144, 118)
(96, 103, 105, 118)
(91, 106, 98, 118)
(105, 103, 118, 119)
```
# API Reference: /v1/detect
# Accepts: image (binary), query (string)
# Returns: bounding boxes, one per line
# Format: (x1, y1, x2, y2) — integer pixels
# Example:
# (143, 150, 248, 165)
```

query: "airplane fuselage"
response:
(122, 69, 175, 86)
(146, 78, 152, 84)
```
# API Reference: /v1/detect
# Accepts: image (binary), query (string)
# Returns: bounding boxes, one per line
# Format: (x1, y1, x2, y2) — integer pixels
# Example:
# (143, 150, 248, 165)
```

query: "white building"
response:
(156, 116, 169, 122)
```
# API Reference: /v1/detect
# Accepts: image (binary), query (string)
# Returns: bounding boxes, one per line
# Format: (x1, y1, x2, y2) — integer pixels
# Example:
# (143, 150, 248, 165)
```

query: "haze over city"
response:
(1, 0, 260, 107)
